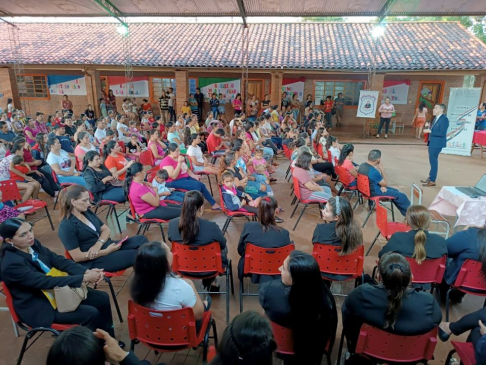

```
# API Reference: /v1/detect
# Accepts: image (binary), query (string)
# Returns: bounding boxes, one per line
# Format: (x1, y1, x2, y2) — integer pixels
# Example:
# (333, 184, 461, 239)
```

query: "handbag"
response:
(110, 179, 124, 187)
(54, 283, 88, 313)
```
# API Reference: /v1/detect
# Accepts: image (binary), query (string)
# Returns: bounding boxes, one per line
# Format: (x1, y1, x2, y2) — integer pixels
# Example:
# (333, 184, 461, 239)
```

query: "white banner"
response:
(381, 81, 409, 105)
(442, 88, 481, 156)
(356, 90, 379, 118)
(282, 80, 304, 101)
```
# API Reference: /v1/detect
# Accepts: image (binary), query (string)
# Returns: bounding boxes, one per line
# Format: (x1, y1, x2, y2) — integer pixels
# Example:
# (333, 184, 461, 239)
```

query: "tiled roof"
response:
(1, 22, 486, 71)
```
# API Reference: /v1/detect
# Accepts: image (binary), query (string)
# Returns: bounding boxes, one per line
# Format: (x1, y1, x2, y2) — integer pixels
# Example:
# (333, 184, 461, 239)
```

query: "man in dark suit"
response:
(421, 104, 449, 187)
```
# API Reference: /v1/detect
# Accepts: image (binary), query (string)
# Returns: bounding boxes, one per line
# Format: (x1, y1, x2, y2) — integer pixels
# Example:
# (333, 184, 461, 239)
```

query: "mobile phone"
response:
(117, 236, 129, 246)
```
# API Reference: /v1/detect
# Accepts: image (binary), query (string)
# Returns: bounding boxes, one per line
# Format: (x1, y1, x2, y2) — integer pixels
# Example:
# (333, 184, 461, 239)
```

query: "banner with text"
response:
(107, 76, 150, 97)
(199, 78, 240, 103)
(282, 78, 305, 101)
(381, 80, 410, 105)
(357, 90, 380, 118)
(442, 87, 481, 156)
(48, 75, 87, 96)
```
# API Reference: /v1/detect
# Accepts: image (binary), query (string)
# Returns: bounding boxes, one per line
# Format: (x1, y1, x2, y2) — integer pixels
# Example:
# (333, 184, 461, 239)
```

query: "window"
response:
(19, 75, 49, 99)
(151, 78, 176, 102)
(314, 81, 365, 106)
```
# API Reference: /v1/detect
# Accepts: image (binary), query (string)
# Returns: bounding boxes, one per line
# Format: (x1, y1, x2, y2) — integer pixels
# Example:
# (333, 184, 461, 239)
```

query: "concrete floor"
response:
(0, 128, 485, 365)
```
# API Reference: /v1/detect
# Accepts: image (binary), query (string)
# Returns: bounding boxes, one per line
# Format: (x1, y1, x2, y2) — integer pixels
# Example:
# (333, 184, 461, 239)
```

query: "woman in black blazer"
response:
(58, 185, 148, 272)
(82, 150, 126, 203)
(312, 196, 363, 281)
(237, 196, 292, 283)
(378, 205, 447, 261)
(342, 253, 442, 359)
(0, 218, 114, 336)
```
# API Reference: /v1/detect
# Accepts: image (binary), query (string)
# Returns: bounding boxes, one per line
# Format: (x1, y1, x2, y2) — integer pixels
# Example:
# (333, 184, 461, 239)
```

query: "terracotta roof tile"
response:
(0, 22, 485, 71)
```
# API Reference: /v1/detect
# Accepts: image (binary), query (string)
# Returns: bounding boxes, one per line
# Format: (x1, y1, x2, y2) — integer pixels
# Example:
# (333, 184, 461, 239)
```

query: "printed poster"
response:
(48, 75, 87, 96)
(107, 76, 150, 97)
(441, 88, 481, 156)
(381, 80, 410, 105)
(356, 90, 380, 118)
(199, 78, 240, 103)
(282, 78, 305, 100)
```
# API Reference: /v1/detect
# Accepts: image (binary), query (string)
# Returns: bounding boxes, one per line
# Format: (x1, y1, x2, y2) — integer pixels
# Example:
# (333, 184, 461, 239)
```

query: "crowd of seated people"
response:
(2, 104, 486, 365)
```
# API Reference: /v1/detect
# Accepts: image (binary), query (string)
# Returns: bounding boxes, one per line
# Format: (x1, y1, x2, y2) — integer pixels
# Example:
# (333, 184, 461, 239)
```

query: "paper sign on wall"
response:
(107, 76, 150, 97)
(381, 80, 410, 105)
(282, 79, 305, 101)
(48, 75, 87, 96)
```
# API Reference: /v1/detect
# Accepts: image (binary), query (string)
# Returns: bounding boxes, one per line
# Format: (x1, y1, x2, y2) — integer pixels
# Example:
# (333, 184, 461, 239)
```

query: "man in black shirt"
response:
(195, 88, 204, 122)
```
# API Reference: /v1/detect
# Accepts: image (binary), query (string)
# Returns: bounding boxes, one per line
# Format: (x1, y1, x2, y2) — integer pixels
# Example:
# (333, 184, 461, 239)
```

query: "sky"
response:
(1, 16, 377, 23)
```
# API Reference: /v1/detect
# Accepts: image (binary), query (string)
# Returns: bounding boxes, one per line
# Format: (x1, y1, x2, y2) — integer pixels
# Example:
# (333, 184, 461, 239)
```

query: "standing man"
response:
(334, 92, 345, 127)
(167, 87, 176, 122)
(195, 87, 204, 123)
(421, 104, 449, 187)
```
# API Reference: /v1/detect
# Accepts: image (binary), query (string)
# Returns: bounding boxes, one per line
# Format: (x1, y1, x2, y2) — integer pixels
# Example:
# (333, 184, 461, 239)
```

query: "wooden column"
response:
(84, 68, 102, 118)
(0, 68, 21, 112)
(175, 70, 188, 114)
(270, 71, 283, 106)
(364, 73, 386, 138)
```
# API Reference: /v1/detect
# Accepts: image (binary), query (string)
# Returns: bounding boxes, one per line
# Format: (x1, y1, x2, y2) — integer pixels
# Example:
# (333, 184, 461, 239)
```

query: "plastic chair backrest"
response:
(292, 176, 302, 201)
(65, 250, 73, 260)
(375, 203, 390, 237)
(335, 165, 351, 187)
(271, 321, 295, 355)
(410, 183, 423, 205)
(312, 244, 364, 278)
(357, 173, 371, 198)
(355, 324, 438, 362)
(327, 150, 332, 163)
(127, 196, 139, 219)
(146, 166, 159, 183)
(0, 180, 21, 202)
(51, 170, 59, 184)
(127, 300, 198, 348)
(1, 282, 20, 324)
(171, 242, 224, 276)
(117, 141, 125, 152)
(454, 260, 486, 292)
(139, 150, 155, 166)
(243, 243, 294, 275)
(405, 256, 446, 285)
(451, 341, 476, 365)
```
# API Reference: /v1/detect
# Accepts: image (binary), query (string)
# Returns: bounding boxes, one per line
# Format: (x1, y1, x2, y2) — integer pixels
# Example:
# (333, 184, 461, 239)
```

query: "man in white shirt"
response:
(116, 117, 131, 143)
(94, 119, 107, 144)
(168, 87, 176, 122)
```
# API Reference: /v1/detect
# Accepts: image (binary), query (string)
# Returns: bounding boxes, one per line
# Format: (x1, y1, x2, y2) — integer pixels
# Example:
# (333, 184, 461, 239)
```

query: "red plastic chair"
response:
(405, 256, 447, 293)
(52, 170, 79, 210)
(0, 281, 19, 337)
(218, 185, 256, 235)
(445, 341, 476, 365)
(127, 300, 218, 363)
(139, 149, 155, 166)
(64, 250, 125, 323)
(2, 282, 77, 365)
(337, 324, 438, 365)
(240, 243, 295, 313)
(367, 203, 410, 256)
(356, 173, 396, 228)
(290, 176, 325, 231)
(127, 196, 168, 241)
(171, 241, 234, 323)
(0, 179, 55, 231)
(335, 165, 360, 208)
(446, 259, 486, 321)
(270, 320, 333, 364)
(185, 155, 214, 196)
(87, 191, 128, 235)
(312, 244, 364, 295)
(207, 346, 217, 362)
(117, 140, 125, 152)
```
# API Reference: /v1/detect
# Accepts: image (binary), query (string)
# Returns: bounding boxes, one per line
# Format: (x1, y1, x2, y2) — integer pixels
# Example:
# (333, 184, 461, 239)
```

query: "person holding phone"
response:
(58, 185, 148, 272)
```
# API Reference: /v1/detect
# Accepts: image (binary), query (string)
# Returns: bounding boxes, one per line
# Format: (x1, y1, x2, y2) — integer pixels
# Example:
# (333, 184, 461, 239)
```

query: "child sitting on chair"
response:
(10, 155, 31, 182)
(221, 171, 260, 215)
(151, 169, 185, 203)
(249, 147, 276, 181)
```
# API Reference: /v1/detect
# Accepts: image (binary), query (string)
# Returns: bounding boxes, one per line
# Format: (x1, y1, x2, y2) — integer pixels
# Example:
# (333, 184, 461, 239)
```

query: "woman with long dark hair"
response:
(58, 185, 147, 271)
(379, 205, 447, 263)
(342, 253, 441, 358)
(131, 241, 208, 326)
(337, 143, 358, 187)
(0, 218, 115, 337)
(83, 150, 126, 203)
(413, 101, 428, 139)
(260, 251, 337, 364)
(237, 196, 292, 283)
(210, 311, 276, 365)
(124, 162, 181, 220)
(312, 196, 363, 281)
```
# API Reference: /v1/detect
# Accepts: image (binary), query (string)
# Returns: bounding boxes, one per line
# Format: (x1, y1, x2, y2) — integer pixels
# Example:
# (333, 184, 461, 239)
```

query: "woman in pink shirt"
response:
(233, 93, 243, 113)
(337, 143, 358, 187)
(124, 162, 181, 220)
(377, 97, 395, 139)
(24, 117, 40, 146)
(147, 130, 167, 165)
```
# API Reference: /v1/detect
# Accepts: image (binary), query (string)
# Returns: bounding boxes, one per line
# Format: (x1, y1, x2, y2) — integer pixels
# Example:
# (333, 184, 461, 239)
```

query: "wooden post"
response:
(0, 68, 21, 112)
(270, 71, 283, 107)
(175, 70, 188, 115)
(84, 68, 102, 118)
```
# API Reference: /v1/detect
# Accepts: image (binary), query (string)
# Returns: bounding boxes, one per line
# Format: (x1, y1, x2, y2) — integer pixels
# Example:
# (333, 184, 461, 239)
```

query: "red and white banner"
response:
(282, 78, 305, 101)
(108, 76, 150, 97)
(381, 80, 410, 105)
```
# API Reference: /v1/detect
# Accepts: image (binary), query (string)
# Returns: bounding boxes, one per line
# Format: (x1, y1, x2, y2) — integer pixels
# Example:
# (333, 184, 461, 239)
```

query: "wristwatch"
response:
(97, 238, 106, 244)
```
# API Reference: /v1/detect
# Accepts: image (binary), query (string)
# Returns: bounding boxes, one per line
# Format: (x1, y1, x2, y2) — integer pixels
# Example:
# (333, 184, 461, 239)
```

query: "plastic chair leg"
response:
(336, 331, 345, 365)
(362, 202, 375, 228)
(239, 278, 244, 313)
(445, 349, 456, 365)
(226, 268, 230, 324)
(338, 185, 344, 196)
(229, 260, 235, 294)
(44, 206, 55, 231)
(366, 231, 381, 256)
(159, 223, 166, 242)
(222, 217, 232, 235)
(290, 201, 300, 218)
(292, 204, 308, 231)
(285, 165, 290, 178)
(206, 175, 213, 196)
(446, 288, 451, 321)
(212, 318, 219, 348)
(105, 277, 124, 323)
(390, 201, 395, 222)
(111, 206, 122, 234)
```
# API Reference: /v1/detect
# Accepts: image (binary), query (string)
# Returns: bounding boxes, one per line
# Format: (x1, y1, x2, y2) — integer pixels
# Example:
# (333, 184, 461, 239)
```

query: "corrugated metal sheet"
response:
(1, 0, 485, 17)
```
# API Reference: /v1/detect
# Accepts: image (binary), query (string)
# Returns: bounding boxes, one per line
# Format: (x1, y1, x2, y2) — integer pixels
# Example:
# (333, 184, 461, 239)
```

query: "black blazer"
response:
(58, 209, 106, 254)
(378, 230, 448, 260)
(168, 217, 227, 264)
(237, 222, 292, 283)
(342, 283, 442, 353)
(121, 352, 150, 365)
(83, 166, 121, 203)
(0, 240, 86, 327)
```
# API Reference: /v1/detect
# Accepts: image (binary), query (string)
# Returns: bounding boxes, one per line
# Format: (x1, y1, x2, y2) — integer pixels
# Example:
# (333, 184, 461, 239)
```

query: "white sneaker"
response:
(385, 134, 388, 139)
(376, 134, 380, 138)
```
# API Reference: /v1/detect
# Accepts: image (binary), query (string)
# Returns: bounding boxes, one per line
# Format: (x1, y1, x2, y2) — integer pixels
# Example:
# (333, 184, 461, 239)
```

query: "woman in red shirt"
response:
(61, 95, 73, 114)
(103, 140, 134, 181)
(323, 95, 334, 130)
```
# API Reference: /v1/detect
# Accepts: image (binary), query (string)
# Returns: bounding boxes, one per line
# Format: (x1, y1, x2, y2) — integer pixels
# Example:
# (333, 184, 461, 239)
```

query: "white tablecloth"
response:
(429, 186, 486, 227)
